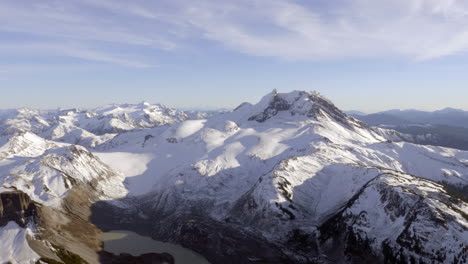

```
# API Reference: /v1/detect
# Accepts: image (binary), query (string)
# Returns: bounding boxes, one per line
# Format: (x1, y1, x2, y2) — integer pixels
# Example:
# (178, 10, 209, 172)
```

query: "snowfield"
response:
(94, 152, 155, 194)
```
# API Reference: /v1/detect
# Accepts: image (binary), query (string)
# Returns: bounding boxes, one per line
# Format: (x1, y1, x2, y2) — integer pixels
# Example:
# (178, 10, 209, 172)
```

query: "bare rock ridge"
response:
(248, 90, 358, 125)
(248, 90, 292, 122)
(0, 191, 37, 227)
(245, 90, 375, 138)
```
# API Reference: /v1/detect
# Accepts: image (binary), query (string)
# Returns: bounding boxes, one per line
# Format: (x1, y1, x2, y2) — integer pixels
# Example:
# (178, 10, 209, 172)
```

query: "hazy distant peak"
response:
(434, 107, 465, 114)
(345, 110, 367, 116)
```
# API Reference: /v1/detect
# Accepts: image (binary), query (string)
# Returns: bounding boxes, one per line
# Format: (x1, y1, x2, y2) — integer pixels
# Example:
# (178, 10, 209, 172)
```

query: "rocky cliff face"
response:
(319, 172, 468, 264)
(0, 191, 37, 227)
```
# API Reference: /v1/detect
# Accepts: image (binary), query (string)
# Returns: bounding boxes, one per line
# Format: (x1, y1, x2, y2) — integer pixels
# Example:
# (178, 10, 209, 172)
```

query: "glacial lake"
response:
(101, 230, 210, 264)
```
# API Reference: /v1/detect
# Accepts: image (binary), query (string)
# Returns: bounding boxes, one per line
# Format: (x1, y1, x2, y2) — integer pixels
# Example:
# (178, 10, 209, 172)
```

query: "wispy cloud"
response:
(164, 0, 468, 60)
(2, 0, 468, 68)
(0, 42, 153, 68)
(0, 0, 172, 68)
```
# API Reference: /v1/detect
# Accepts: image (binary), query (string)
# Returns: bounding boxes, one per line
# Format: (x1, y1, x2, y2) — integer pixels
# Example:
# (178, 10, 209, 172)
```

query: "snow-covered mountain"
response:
(0, 90, 467, 264)
(0, 102, 211, 148)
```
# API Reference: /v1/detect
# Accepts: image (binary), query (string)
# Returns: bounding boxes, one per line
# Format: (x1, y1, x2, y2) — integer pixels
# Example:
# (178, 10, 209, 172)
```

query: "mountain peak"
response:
(246, 90, 344, 123)
(434, 107, 465, 114)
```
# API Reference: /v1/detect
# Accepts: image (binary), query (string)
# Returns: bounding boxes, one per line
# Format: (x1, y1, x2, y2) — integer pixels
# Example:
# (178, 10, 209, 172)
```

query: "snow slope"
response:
(321, 171, 468, 263)
(0, 222, 39, 264)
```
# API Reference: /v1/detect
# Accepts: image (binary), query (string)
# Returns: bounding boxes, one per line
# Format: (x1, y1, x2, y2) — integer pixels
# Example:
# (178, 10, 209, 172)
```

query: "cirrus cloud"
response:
(1, 0, 468, 68)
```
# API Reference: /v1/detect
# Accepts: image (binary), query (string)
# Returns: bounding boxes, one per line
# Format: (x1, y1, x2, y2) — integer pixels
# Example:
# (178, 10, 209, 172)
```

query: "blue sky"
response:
(2, 0, 468, 112)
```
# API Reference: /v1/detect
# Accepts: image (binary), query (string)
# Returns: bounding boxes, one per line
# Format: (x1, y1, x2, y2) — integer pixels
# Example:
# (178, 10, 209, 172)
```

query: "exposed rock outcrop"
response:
(0, 191, 38, 227)
(319, 173, 468, 264)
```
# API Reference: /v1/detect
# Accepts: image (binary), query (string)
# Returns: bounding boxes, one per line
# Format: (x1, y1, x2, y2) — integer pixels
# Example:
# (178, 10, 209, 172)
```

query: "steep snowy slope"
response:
(320, 171, 468, 264)
(0, 222, 39, 264)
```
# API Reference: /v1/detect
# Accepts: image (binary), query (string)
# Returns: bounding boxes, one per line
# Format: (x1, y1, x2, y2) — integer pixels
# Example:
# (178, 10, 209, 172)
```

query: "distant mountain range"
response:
(348, 108, 468, 151)
(347, 108, 468, 127)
